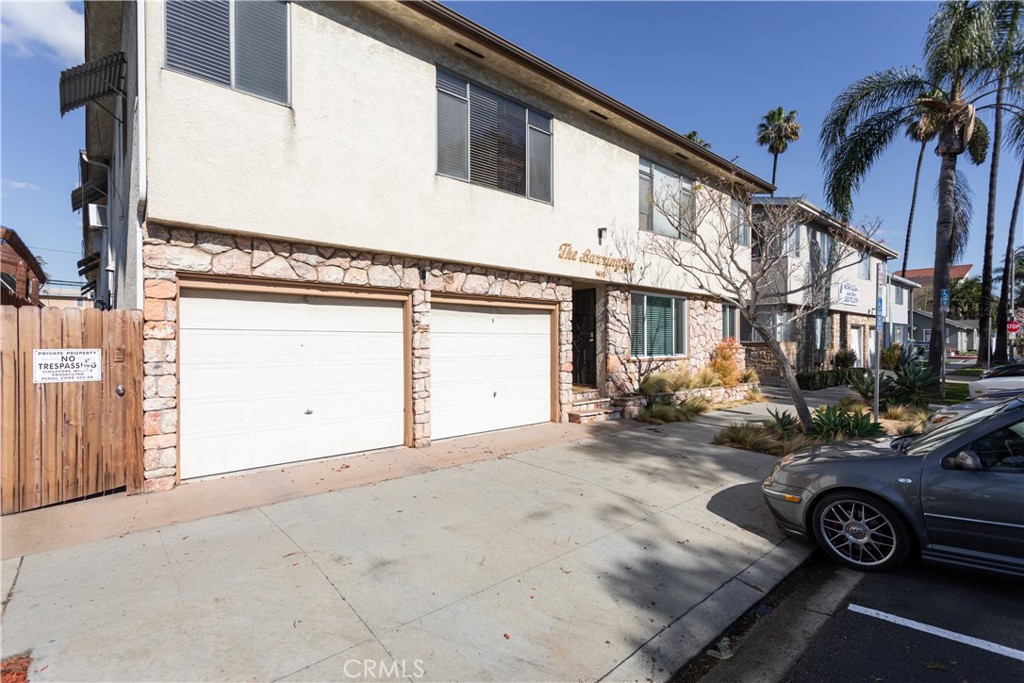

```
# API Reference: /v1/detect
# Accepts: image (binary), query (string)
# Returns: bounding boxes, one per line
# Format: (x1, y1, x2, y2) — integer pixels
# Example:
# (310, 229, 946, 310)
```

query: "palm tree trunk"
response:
(978, 76, 1006, 367)
(994, 157, 1024, 363)
(930, 150, 959, 372)
(902, 140, 928, 277)
(771, 153, 779, 190)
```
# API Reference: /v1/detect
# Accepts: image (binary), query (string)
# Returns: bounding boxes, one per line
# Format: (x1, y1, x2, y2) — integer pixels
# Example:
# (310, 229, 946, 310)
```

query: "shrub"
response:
(796, 369, 855, 390)
(664, 366, 696, 391)
(838, 396, 869, 414)
(709, 340, 743, 388)
(843, 411, 886, 438)
(639, 373, 673, 395)
(848, 370, 895, 403)
(745, 387, 766, 403)
(895, 421, 923, 436)
(694, 365, 723, 388)
(739, 367, 760, 384)
(637, 397, 710, 424)
(765, 407, 801, 437)
(811, 405, 850, 440)
(834, 348, 858, 369)
(882, 404, 911, 422)
(891, 365, 938, 407)
(714, 422, 815, 456)
(881, 344, 902, 371)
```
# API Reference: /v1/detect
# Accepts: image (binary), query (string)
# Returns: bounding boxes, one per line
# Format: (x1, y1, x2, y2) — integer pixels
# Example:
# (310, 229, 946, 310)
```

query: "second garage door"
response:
(178, 289, 405, 479)
(430, 304, 552, 440)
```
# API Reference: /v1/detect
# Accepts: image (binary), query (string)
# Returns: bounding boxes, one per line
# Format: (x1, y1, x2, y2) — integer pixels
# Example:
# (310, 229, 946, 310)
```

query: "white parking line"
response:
(848, 604, 1024, 661)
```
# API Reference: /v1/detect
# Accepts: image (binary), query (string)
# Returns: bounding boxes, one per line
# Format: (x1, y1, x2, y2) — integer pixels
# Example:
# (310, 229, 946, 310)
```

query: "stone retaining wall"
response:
(613, 383, 760, 419)
(141, 223, 574, 491)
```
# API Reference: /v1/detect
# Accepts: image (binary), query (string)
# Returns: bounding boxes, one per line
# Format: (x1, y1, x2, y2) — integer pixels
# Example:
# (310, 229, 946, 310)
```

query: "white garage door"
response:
(179, 289, 405, 479)
(431, 304, 552, 440)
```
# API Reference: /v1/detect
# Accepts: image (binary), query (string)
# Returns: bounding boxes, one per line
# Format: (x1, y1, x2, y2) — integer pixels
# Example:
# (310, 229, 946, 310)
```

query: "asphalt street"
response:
(783, 560, 1024, 683)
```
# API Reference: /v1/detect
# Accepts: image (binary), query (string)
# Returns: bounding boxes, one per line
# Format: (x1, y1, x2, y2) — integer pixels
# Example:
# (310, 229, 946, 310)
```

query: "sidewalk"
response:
(1, 391, 831, 682)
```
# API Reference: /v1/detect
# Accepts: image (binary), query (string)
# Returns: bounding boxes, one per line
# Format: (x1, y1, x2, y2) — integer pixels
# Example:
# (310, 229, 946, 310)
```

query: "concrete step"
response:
(568, 407, 623, 424)
(571, 397, 611, 412)
(572, 387, 601, 401)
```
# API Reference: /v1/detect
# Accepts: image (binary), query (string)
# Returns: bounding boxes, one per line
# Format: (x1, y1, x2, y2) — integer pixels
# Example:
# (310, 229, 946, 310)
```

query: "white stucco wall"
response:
(142, 1, 745, 295)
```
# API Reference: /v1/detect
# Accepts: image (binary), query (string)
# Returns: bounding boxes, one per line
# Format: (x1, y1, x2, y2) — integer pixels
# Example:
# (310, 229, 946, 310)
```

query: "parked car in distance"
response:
(969, 366, 1024, 397)
(762, 397, 1024, 577)
(925, 390, 1024, 431)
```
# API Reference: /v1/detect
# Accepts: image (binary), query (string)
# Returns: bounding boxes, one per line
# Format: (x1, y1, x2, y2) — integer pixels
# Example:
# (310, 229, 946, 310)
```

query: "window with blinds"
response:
(630, 293, 687, 357)
(165, 0, 289, 104)
(436, 69, 552, 202)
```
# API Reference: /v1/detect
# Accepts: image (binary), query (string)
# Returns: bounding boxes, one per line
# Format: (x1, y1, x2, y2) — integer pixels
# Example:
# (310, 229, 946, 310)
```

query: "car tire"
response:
(811, 491, 913, 572)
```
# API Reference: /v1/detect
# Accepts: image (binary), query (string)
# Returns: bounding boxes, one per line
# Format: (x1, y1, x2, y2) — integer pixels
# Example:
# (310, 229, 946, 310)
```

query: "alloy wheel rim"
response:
(818, 500, 897, 566)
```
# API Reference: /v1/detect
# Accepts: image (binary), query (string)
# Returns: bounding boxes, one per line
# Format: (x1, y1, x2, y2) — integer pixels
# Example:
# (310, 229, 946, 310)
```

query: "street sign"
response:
(940, 288, 950, 311)
(1009, 320, 1021, 334)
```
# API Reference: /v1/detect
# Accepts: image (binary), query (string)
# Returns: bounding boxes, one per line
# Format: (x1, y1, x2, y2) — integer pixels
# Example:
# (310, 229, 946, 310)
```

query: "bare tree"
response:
(645, 177, 879, 429)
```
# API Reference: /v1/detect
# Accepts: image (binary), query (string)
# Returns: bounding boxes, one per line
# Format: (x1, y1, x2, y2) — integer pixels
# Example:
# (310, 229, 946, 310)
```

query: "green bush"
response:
(796, 368, 855, 390)
(637, 397, 710, 424)
(891, 365, 938, 407)
(810, 405, 850, 440)
(713, 423, 815, 456)
(881, 344, 902, 371)
(639, 373, 673, 395)
(764, 408, 801, 437)
(848, 370, 895, 403)
(844, 411, 886, 438)
(834, 348, 858, 369)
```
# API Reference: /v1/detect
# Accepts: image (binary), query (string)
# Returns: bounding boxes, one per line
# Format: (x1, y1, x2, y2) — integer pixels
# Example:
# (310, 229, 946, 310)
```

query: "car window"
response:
(970, 419, 1024, 470)
(907, 399, 1022, 455)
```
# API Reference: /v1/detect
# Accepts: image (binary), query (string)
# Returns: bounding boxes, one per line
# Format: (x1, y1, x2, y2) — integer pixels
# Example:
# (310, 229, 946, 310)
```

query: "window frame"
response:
(630, 292, 688, 358)
(859, 252, 872, 280)
(435, 68, 553, 203)
(722, 304, 739, 340)
(639, 158, 695, 238)
(164, 0, 292, 106)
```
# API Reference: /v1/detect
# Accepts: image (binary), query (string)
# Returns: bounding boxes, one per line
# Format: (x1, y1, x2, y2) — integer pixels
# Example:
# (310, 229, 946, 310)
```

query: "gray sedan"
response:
(762, 397, 1024, 577)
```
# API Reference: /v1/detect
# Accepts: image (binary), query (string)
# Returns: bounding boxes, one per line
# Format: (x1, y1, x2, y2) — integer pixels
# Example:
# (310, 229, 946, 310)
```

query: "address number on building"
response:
(33, 349, 103, 384)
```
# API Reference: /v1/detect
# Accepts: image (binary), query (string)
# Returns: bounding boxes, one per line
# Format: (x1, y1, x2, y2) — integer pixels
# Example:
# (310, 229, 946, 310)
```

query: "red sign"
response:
(1008, 320, 1022, 333)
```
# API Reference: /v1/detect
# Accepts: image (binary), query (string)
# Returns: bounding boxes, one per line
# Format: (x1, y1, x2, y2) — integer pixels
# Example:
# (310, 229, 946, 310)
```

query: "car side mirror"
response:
(942, 450, 983, 471)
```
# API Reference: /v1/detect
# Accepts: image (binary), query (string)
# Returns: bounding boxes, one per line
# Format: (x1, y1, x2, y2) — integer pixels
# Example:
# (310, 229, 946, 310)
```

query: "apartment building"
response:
(744, 197, 898, 377)
(61, 0, 772, 489)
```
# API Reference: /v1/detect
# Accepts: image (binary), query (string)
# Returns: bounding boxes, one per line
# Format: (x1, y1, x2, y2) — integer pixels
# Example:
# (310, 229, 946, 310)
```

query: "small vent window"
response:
(165, 0, 289, 104)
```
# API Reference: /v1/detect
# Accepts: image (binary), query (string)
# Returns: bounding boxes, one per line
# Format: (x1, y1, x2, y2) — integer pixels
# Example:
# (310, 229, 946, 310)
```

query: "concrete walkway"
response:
(0, 391, 842, 682)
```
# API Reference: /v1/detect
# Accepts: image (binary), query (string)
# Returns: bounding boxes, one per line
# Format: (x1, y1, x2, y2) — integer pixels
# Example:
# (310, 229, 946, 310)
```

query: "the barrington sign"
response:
(32, 349, 102, 384)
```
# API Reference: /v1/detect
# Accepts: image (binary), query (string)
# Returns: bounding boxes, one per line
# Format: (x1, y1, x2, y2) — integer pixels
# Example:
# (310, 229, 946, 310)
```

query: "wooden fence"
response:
(1, 307, 143, 514)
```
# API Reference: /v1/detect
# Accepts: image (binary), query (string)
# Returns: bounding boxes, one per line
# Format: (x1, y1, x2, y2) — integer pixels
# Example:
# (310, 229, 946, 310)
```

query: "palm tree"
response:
(978, 1, 1021, 366)
(995, 113, 1024, 361)
(819, 1, 1018, 371)
(684, 130, 711, 149)
(901, 112, 942, 276)
(756, 107, 801, 188)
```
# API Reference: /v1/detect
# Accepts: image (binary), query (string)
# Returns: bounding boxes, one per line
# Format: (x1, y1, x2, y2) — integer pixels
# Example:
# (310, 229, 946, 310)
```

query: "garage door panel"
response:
(431, 304, 552, 440)
(179, 290, 405, 480)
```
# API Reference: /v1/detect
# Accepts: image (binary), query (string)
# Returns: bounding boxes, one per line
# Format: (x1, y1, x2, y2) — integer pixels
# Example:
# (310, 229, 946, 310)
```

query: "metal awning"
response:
(77, 253, 100, 277)
(59, 52, 126, 117)
(71, 176, 107, 212)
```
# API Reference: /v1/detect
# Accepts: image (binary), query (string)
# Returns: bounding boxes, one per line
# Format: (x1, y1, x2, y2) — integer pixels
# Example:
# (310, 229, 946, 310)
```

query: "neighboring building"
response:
(912, 310, 978, 355)
(39, 280, 94, 309)
(63, 0, 773, 490)
(901, 264, 973, 311)
(743, 197, 897, 379)
(887, 273, 919, 347)
(0, 227, 46, 308)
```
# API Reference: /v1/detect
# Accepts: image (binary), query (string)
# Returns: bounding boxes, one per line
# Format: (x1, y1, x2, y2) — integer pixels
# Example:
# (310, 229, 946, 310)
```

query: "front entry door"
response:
(572, 289, 597, 386)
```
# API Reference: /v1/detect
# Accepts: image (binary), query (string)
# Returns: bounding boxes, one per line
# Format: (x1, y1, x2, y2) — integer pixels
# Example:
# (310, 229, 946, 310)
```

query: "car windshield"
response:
(907, 397, 1022, 455)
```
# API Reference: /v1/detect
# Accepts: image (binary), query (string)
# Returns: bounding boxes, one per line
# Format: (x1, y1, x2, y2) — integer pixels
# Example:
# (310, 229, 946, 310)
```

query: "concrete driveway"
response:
(1, 403, 813, 682)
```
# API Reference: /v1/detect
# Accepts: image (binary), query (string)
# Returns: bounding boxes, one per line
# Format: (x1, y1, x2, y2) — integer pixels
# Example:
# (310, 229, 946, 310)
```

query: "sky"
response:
(2, 0, 1023, 285)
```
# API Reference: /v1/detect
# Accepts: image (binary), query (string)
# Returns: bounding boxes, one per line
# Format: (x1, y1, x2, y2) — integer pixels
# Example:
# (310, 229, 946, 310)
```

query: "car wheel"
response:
(812, 491, 912, 571)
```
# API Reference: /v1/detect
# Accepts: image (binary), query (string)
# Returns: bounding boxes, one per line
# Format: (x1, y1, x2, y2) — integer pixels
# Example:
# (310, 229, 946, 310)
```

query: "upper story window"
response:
(639, 159, 694, 238)
(630, 292, 687, 357)
(859, 253, 871, 280)
(165, 0, 290, 104)
(436, 69, 552, 202)
(895, 286, 904, 305)
(730, 199, 750, 247)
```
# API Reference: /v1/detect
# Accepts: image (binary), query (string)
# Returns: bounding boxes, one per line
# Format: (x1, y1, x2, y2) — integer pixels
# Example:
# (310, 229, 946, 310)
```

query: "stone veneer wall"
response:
(614, 383, 759, 419)
(603, 288, 744, 396)
(140, 223, 574, 491)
